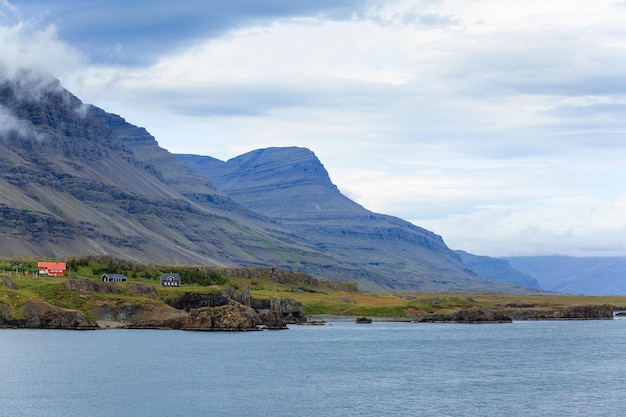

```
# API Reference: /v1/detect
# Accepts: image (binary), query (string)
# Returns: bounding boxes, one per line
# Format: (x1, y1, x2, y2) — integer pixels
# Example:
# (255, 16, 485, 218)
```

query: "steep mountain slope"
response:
(455, 251, 542, 290)
(505, 256, 626, 295)
(0, 72, 348, 272)
(0, 71, 536, 292)
(177, 148, 532, 292)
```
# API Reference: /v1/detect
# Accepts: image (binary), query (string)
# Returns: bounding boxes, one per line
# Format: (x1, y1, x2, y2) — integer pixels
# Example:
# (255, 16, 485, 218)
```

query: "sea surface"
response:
(1, 319, 625, 417)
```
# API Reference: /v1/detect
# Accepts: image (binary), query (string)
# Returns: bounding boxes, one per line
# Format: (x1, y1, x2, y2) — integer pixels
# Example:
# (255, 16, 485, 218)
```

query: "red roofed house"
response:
(38, 261, 67, 276)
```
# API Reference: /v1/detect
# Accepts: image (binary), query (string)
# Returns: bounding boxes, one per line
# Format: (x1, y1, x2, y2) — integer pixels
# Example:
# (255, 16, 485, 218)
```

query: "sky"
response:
(1, 0, 626, 257)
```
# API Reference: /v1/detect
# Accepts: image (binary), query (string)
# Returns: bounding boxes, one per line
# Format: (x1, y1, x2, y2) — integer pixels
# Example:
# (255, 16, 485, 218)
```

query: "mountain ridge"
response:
(177, 148, 532, 292)
(0, 71, 533, 292)
(505, 255, 626, 295)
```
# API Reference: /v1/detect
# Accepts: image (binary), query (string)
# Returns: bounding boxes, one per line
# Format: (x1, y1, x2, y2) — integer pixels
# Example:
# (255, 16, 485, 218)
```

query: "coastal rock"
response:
(179, 307, 214, 329)
(415, 308, 512, 323)
(209, 302, 260, 330)
(510, 304, 614, 320)
(0, 300, 97, 329)
(265, 298, 288, 329)
(170, 291, 231, 311)
(92, 301, 187, 328)
(558, 304, 614, 319)
(356, 316, 373, 323)
(275, 297, 305, 323)
(256, 297, 306, 324)
(19, 300, 97, 329)
(181, 302, 260, 330)
(170, 290, 305, 324)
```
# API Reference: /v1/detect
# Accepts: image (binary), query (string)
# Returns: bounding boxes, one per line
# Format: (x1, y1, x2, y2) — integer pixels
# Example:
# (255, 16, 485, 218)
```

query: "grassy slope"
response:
(2, 258, 625, 320)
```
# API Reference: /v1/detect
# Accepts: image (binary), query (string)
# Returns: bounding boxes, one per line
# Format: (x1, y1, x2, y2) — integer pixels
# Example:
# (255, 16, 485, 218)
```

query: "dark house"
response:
(101, 273, 128, 283)
(161, 273, 181, 287)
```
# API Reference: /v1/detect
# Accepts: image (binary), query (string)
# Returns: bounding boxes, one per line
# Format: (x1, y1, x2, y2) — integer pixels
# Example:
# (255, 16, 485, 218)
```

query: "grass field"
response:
(2, 257, 625, 319)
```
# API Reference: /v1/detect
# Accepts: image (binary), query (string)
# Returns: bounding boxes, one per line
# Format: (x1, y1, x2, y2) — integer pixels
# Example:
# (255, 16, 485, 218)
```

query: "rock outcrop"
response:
(509, 304, 614, 320)
(168, 288, 305, 324)
(414, 308, 513, 323)
(73, 284, 304, 330)
(182, 302, 260, 331)
(65, 278, 122, 294)
(0, 300, 97, 329)
(65, 278, 159, 299)
(413, 304, 614, 323)
(264, 298, 288, 330)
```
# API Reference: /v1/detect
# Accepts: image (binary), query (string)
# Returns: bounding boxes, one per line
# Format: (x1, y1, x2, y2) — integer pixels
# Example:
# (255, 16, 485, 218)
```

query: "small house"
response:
(38, 261, 66, 276)
(101, 273, 127, 283)
(161, 273, 181, 287)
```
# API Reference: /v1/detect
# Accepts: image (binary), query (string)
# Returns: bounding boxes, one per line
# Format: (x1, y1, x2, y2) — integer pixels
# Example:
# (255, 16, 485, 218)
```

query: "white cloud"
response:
(4, 0, 626, 256)
(0, 104, 26, 135)
(0, 14, 83, 79)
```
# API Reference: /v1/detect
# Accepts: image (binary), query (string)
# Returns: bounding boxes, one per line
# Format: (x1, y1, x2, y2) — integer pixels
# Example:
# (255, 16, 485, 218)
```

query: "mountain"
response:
(176, 148, 533, 292)
(0, 70, 532, 292)
(455, 251, 542, 290)
(505, 256, 626, 295)
(0, 72, 347, 272)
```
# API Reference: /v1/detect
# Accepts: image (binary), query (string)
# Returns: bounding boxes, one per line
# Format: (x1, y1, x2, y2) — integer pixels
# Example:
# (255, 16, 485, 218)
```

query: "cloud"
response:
(420, 210, 626, 258)
(14, 0, 368, 65)
(4, 0, 626, 257)
(0, 6, 83, 79)
(0, 104, 26, 136)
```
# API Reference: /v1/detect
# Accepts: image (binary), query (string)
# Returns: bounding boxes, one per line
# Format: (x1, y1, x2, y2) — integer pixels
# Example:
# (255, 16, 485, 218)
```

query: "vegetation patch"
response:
(3, 257, 626, 322)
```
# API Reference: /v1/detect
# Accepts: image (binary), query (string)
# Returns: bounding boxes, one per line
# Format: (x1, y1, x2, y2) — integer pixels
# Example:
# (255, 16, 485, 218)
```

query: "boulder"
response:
(208, 302, 260, 330)
(181, 302, 260, 331)
(265, 298, 288, 330)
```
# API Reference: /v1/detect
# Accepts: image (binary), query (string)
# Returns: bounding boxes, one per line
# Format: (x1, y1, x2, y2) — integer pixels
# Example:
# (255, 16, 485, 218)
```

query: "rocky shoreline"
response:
(0, 278, 618, 330)
(307, 304, 615, 325)
(1, 278, 304, 331)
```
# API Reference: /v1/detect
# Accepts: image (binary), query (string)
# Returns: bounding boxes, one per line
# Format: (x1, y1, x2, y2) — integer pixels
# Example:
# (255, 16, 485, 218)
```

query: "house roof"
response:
(101, 273, 127, 279)
(38, 261, 66, 268)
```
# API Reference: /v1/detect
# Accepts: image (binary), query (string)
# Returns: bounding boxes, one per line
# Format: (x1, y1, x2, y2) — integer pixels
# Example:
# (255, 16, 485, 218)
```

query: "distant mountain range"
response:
(504, 256, 626, 296)
(454, 251, 541, 290)
(1, 71, 621, 294)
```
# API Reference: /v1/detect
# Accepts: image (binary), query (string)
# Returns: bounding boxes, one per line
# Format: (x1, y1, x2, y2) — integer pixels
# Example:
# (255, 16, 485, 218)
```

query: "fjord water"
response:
(1, 320, 625, 417)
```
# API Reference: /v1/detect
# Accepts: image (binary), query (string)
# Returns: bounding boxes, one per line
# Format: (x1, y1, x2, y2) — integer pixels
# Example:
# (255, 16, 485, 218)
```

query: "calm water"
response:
(1, 320, 625, 417)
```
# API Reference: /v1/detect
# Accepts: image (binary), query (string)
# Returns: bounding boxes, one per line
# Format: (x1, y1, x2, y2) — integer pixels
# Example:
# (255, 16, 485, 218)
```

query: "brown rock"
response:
(209, 302, 260, 330)
(265, 298, 287, 329)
